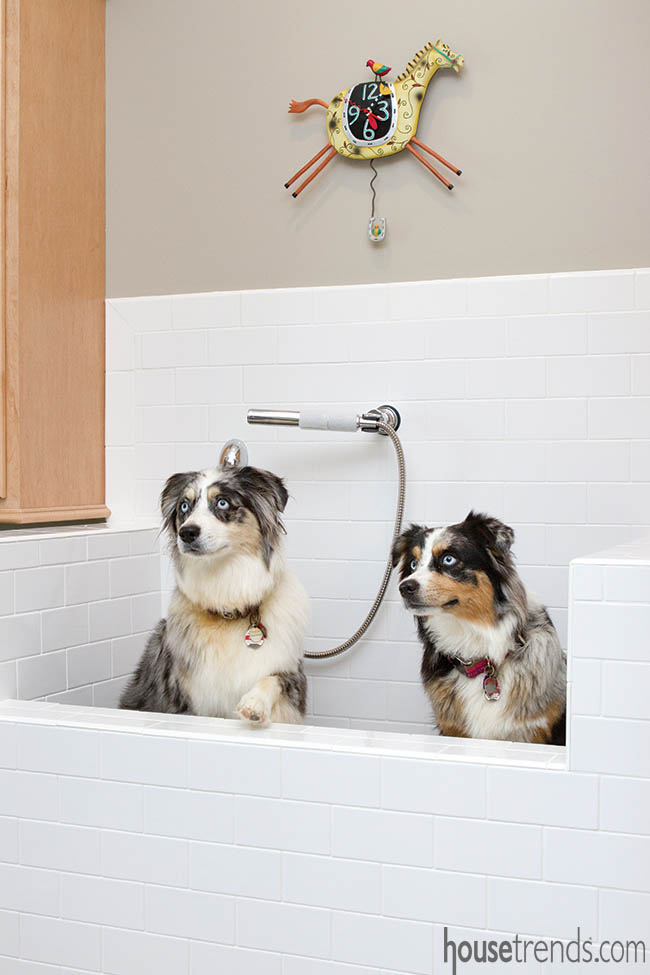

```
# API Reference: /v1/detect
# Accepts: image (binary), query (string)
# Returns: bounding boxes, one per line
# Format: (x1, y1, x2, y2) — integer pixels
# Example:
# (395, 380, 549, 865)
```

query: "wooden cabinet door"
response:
(0, 0, 108, 525)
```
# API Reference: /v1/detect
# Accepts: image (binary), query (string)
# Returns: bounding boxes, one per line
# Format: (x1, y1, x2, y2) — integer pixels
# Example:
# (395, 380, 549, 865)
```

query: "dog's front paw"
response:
(237, 692, 271, 728)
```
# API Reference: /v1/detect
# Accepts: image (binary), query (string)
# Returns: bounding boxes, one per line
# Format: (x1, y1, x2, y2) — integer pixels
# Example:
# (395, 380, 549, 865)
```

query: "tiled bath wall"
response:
(105, 268, 650, 732)
(0, 543, 647, 974)
(569, 539, 650, 779)
(0, 527, 162, 708)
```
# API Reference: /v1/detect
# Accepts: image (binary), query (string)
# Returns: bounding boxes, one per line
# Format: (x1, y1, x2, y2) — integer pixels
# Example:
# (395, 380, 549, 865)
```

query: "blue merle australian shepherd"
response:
(393, 511, 566, 744)
(120, 466, 309, 726)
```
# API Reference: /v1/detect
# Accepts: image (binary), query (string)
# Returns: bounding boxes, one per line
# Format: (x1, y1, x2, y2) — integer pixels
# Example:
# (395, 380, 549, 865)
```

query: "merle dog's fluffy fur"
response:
(120, 465, 309, 726)
(393, 511, 566, 744)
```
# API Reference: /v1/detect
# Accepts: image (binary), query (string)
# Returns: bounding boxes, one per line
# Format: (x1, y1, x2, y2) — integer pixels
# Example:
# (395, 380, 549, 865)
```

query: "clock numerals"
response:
(343, 83, 396, 147)
(375, 100, 390, 122)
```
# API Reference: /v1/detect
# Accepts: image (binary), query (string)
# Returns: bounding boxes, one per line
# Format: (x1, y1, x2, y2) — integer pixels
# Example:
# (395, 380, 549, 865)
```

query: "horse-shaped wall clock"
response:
(285, 39, 465, 201)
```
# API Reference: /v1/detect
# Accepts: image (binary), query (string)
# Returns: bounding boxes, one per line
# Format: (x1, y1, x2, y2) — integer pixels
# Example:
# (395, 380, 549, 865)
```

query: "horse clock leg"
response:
(406, 143, 455, 190)
(284, 144, 331, 190)
(411, 137, 462, 176)
(286, 146, 337, 198)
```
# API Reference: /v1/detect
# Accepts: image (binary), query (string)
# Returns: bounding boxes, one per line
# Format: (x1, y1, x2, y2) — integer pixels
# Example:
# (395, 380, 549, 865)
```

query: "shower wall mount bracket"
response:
(358, 404, 401, 434)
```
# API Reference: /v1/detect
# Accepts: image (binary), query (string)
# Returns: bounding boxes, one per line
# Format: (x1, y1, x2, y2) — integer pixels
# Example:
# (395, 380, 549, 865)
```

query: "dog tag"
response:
(483, 675, 501, 702)
(245, 623, 267, 649)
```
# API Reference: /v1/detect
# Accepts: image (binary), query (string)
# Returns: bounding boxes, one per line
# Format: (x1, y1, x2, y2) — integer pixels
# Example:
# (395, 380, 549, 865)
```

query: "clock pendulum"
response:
(364, 63, 390, 242)
(368, 160, 386, 243)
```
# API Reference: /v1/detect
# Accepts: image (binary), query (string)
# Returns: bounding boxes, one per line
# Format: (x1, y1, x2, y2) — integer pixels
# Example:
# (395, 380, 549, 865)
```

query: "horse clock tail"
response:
(288, 98, 328, 114)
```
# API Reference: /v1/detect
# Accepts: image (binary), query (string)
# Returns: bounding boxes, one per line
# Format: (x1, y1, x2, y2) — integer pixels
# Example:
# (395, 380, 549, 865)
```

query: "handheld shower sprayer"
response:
(246, 404, 406, 659)
(247, 404, 401, 435)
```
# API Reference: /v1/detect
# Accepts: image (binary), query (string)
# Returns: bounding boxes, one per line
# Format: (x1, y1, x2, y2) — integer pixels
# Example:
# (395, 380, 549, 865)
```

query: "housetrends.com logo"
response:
(442, 927, 647, 972)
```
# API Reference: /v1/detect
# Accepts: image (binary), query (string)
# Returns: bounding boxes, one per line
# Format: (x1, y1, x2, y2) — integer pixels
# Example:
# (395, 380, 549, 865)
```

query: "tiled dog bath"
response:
(0, 536, 648, 973)
(0, 268, 649, 973)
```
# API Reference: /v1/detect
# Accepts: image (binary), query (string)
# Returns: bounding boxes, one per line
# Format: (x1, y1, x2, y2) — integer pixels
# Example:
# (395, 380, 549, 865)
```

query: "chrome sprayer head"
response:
(218, 438, 249, 469)
(246, 405, 400, 435)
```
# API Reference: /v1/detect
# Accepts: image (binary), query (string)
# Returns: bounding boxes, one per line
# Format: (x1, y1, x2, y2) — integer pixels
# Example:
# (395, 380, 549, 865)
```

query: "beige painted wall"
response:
(106, 0, 650, 297)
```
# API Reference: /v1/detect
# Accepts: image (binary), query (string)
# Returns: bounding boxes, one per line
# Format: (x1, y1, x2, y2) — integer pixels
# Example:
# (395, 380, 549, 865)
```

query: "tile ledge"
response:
(108, 267, 650, 303)
(0, 519, 159, 543)
(0, 700, 566, 769)
(571, 533, 650, 566)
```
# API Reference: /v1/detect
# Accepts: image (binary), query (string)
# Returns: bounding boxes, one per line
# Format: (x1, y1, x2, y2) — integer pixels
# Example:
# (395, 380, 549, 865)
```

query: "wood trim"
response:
(0, 0, 6, 498)
(2, 0, 19, 509)
(0, 503, 111, 525)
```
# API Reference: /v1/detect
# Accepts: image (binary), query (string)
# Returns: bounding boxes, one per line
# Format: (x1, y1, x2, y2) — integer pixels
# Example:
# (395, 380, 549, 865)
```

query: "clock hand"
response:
(350, 101, 379, 130)
(366, 110, 378, 130)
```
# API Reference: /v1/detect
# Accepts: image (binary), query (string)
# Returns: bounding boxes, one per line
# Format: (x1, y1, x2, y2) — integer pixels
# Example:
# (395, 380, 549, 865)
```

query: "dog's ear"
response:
(235, 467, 289, 513)
(391, 531, 409, 568)
(463, 510, 514, 559)
(160, 472, 197, 534)
(258, 469, 289, 513)
(234, 466, 289, 566)
(392, 524, 426, 569)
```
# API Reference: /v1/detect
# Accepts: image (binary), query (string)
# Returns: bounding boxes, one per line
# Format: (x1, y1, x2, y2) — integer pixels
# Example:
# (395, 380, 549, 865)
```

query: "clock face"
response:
(341, 82, 398, 148)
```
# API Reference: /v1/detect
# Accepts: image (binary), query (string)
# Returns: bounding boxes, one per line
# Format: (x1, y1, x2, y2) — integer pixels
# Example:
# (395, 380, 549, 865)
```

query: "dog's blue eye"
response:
(217, 498, 229, 510)
(409, 558, 418, 571)
(442, 554, 457, 566)
(179, 500, 190, 515)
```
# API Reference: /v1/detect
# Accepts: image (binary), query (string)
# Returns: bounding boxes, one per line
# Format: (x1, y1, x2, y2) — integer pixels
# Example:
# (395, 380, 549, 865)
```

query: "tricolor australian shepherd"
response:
(120, 466, 309, 726)
(393, 511, 566, 744)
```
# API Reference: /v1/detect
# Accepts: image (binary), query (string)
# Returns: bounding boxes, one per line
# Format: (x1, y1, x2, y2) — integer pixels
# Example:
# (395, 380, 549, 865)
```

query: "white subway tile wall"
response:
(569, 555, 650, 783)
(6, 271, 643, 724)
(101, 268, 650, 733)
(0, 528, 160, 707)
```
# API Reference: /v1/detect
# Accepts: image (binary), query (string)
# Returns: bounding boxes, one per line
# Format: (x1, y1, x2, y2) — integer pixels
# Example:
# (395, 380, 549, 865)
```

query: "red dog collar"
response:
(446, 652, 510, 702)
(462, 657, 490, 679)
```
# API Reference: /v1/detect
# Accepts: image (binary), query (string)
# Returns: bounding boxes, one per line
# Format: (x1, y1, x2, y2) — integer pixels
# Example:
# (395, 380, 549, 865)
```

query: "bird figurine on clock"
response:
(284, 39, 465, 241)
(366, 59, 392, 94)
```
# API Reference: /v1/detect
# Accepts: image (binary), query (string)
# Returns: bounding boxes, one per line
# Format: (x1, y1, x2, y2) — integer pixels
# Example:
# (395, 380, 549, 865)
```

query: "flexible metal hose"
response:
(304, 420, 406, 659)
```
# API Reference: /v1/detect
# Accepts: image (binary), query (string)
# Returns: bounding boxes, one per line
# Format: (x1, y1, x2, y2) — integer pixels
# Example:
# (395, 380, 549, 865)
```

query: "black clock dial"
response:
(342, 82, 397, 147)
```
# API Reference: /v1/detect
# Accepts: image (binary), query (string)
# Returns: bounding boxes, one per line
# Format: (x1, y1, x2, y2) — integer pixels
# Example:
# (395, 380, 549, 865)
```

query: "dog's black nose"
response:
(399, 578, 420, 597)
(179, 523, 200, 544)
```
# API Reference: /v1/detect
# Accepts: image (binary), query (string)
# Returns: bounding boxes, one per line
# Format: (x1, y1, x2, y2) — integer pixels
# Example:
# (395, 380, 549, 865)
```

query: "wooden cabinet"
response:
(0, 0, 108, 525)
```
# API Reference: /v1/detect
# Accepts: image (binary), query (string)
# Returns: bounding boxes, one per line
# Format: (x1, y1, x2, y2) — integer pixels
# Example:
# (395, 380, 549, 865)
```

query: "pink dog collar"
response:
(463, 657, 490, 679)
(446, 652, 510, 702)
